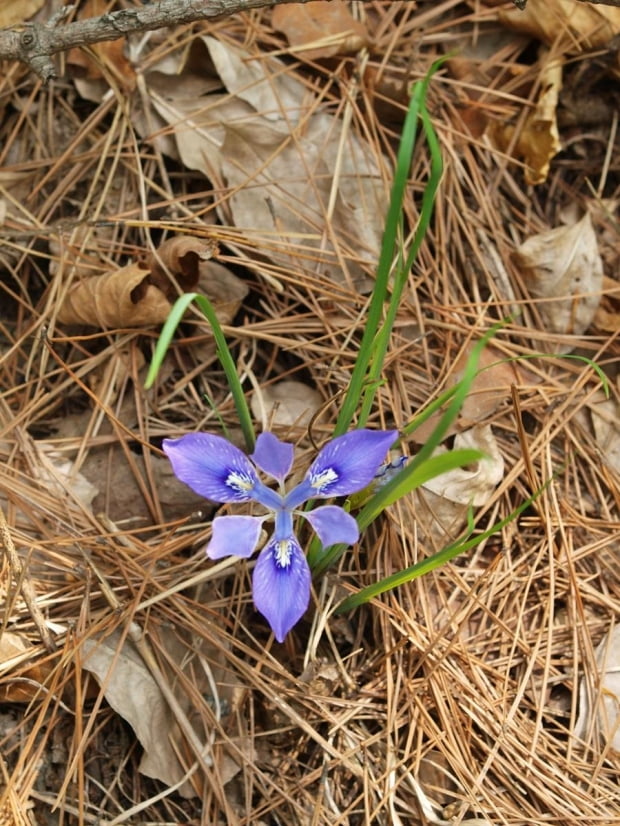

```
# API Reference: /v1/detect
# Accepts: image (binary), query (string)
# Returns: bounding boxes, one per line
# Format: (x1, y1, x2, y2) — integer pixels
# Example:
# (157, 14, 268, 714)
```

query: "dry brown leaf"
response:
(250, 380, 323, 429)
(57, 262, 172, 327)
(593, 303, 620, 332)
(498, 0, 620, 52)
(139, 36, 387, 287)
(199, 260, 247, 322)
(590, 398, 620, 475)
(574, 624, 620, 752)
(186, 260, 250, 367)
(423, 425, 505, 507)
(81, 630, 198, 795)
(272, 2, 370, 60)
(32, 442, 99, 509)
(0, 632, 46, 703)
(57, 236, 217, 328)
(413, 345, 537, 443)
(457, 346, 528, 425)
(66, 0, 136, 92)
(81, 448, 206, 524)
(513, 213, 604, 351)
(146, 236, 219, 298)
(487, 55, 562, 185)
(411, 426, 504, 544)
(81, 623, 248, 796)
(0, 0, 44, 26)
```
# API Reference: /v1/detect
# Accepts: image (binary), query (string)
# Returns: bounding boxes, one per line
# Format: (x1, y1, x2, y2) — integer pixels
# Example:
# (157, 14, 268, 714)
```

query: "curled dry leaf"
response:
(423, 425, 505, 507)
(33, 443, 99, 509)
(145, 235, 219, 298)
(0, 0, 44, 26)
(0, 632, 48, 703)
(487, 55, 562, 185)
(81, 630, 197, 796)
(272, 2, 370, 60)
(56, 236, 218, 328)
(513, 213, 603, 351)
(56, 262, 172, 328)
(413, 426, 504, 544)
(574, 624, 620, 752)
(498, 0, 620, 53)
(250, 380, 323, 429)
(589, 398, 620, 475)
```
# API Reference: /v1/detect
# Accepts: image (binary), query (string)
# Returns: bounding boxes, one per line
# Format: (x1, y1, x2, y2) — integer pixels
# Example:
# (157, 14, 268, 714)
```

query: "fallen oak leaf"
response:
(146, 235, 219, 299)
(0, 0, 44, 27)
(512, 212, 604, 351)
(487, 54, 562, 185)
(272, 2, 370, 60)
(57, 236, 218, 328)
(498, 0, 620, 52)
(57, 261, 173, 327)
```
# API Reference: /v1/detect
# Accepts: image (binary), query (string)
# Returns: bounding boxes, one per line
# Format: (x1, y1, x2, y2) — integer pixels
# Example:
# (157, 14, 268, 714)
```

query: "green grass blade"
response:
(336, 478, 552, 613)
(356, 448, 484, 531)
(144, 292, 198, 390)
(334, 83, 425, 435)
(309, 446, 484, 575)
(145, 292, 255, 451)
(357, 83, 444, 425)
(404, 320, 508, 474)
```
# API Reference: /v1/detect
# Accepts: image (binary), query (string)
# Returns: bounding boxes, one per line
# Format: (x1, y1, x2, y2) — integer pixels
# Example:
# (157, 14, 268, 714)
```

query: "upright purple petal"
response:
(252, 536, 311, 642)
(287, 429, 398, 505)
(251, 432, 294, 483)
(163, 433, 259, 502)
(302, 505, 359, 548)
(207, 515, 265, 560)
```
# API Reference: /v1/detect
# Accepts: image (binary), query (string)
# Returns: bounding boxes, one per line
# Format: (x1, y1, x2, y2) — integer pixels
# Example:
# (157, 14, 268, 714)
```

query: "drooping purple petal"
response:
(302, 505, 359, 548)
(252, 536, 311, 642)
(163, 433, 259, 502)
(285, 429, 398, 507)
(251, 432, 294, 483)
(206, 515, 265, 560)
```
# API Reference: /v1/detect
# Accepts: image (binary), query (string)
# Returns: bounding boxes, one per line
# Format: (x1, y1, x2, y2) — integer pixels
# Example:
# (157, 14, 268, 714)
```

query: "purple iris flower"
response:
(162, 428, 397, 642)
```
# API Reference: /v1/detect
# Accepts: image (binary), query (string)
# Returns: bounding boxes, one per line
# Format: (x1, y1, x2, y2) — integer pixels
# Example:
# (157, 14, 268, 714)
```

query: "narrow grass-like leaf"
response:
(356, 448, 483, 531)
(336, 478, 553, 613)
(404, 320, 508, 475)
(309, 319, 506, 573)
(357, 77, 444, 425)
(335, 56, 449, 435)
(144, 292, 197, 390)
(309, 445, 485, 575)
(145, 292, 255, 450)
(333, 85, 424, 435)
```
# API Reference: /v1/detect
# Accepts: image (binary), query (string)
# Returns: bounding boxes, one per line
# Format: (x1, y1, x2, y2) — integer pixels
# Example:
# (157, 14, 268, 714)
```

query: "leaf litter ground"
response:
(0, 2, 619, 825)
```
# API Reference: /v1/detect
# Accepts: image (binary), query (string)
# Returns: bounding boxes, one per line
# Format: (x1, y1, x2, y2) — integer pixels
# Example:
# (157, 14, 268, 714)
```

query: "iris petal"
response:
(206, 515, 265, 559)
(252, 536, 311, 642)
(305, 429, 398, 497)
(251, 432, 294, 482)
(163, 433, 258, 502)
(302, 505, 359, 547)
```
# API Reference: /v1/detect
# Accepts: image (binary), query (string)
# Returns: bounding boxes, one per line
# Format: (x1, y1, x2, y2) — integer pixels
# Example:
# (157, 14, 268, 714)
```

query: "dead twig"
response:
(0, 0, 363, 83)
